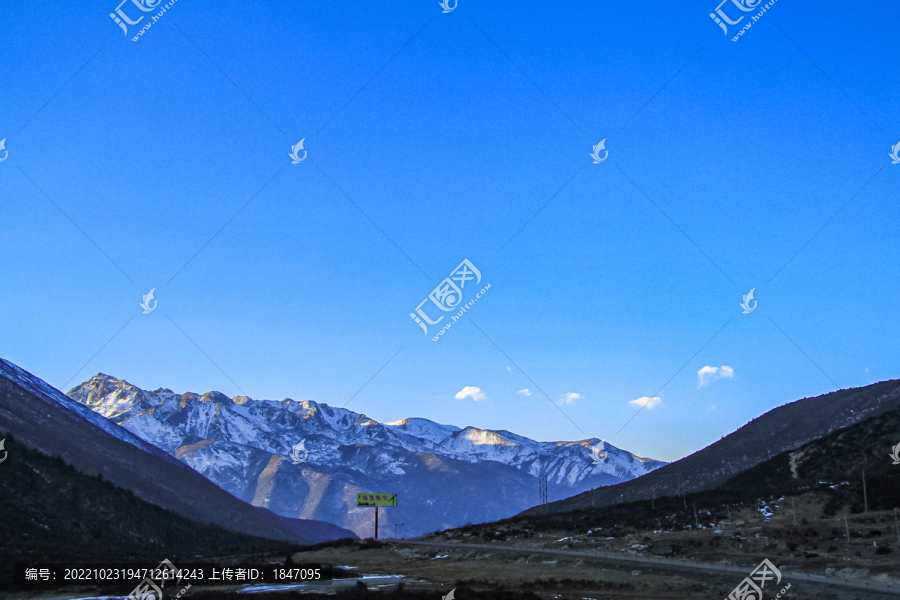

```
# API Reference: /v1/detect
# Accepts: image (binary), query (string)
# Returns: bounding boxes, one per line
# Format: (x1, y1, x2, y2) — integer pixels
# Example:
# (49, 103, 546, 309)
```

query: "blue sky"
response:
(1, 0, 898, 463)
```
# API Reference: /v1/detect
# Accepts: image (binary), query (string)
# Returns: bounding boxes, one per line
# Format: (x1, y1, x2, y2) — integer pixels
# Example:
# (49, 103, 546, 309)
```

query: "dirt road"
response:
(397, 540, 900, 596)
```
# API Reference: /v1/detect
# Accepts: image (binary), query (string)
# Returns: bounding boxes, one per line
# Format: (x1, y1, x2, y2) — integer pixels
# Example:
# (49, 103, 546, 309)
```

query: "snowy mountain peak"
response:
(455, 426, 516, 447)
(199, 391, 230, 404)
(65, 373, 667, 536)
(384, 417, 461, 443)
(90, 372, 119, 385)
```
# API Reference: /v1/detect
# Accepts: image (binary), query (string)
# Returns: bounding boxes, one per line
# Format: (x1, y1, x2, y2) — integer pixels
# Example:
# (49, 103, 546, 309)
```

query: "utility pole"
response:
(726, 504, 731, 523)
(843, 509, 850, 543)
(374, 507, 379, 540)
(693, 503, 698, 528)
(894, 508, 899, 544)
(394, 523, 404, 539)
(862, 470, 868, 514)
(792, 496, 796, 525)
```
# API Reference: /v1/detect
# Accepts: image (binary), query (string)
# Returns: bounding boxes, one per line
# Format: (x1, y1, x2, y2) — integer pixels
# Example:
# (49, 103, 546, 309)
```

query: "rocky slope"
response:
(0, 358, 353, 545)
(521, 378, 900, 516)
(66, 374, 666, 537)
(0, 434, 299, 585)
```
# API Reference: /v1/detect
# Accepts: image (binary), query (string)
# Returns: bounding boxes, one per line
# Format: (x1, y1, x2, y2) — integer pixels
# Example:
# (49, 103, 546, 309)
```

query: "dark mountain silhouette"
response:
(522, 379, 900, 516)
(0, 434, 298, 585)
(445, 395, 900, 538)
(0, 358, 354, 546)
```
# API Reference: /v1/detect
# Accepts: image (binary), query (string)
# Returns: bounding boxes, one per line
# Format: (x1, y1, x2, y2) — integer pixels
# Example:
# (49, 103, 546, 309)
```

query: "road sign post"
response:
(356, 493, 397, 540)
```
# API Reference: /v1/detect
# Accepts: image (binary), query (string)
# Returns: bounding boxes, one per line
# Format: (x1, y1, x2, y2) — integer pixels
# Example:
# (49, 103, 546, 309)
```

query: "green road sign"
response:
(356, 493, 397, 507)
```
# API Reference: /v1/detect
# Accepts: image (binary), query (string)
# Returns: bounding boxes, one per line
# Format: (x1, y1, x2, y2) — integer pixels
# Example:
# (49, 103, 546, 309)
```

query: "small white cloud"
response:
(628, 396, 661, 409)
(697, 365, 735, 388)
(506, 366, 512, 372)
(560, 392, 583, 405)
(697, 366, 717, 386)
(517, 388, 532, 397)
(455, 386, 486, 401)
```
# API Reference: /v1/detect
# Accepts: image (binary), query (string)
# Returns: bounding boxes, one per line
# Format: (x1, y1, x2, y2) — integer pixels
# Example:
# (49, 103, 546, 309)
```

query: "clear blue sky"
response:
(1, 0, 898, 462)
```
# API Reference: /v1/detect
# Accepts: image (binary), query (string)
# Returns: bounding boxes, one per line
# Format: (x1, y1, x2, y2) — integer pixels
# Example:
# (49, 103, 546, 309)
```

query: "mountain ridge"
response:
(0, 433, 300, 586)
(0, 359, 354, 545)
(67, 372, 667, 536)
(520, 378, 900, 517)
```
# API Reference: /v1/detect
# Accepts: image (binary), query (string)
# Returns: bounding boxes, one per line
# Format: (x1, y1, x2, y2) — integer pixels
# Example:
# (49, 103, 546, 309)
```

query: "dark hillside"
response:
(452, 405, 900, 536)
(522, 379, 900, 516)
(0, 434, 295, 586)
(0, 358, 317, 544)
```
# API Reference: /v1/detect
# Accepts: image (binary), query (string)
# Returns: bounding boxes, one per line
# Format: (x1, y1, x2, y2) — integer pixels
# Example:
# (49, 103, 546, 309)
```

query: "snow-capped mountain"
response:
(68, 374, 666, 537)
(0, 358, 353, 544)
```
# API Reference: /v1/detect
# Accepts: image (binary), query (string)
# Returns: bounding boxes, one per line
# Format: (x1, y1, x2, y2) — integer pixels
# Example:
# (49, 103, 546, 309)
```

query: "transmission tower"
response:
(539, 474, 548, 505)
